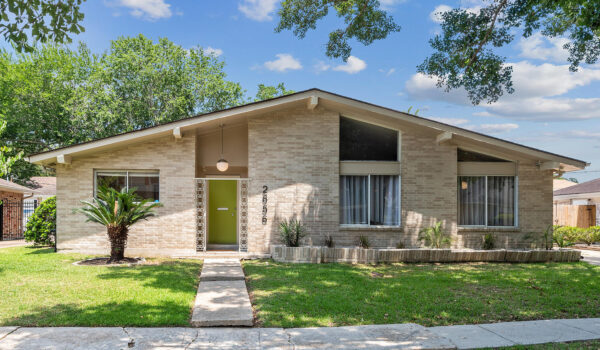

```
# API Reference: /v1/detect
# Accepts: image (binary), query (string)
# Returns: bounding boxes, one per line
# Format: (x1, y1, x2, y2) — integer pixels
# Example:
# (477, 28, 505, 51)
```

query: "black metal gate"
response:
(0, 200, 37, 240)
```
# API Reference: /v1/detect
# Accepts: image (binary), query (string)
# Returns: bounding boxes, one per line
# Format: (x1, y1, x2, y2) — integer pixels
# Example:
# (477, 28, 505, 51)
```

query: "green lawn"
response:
(0, 246, 202, 326)
(492, 340, 600, 349)
(243, 260, 600, 328)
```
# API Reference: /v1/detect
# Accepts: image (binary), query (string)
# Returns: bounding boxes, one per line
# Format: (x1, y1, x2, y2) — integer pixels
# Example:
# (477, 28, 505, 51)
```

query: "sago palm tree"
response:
(77, 186, 161, 263)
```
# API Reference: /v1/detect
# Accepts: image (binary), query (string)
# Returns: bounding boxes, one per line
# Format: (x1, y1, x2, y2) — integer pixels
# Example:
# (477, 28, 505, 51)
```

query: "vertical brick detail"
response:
(56, 135, 197, 257)
(248, 107, 340, 253)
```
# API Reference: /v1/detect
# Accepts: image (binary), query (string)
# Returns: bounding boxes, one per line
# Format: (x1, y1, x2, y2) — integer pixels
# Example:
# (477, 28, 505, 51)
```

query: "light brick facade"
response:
(55, 106, 553, 256)
(56, 136, 197, 256)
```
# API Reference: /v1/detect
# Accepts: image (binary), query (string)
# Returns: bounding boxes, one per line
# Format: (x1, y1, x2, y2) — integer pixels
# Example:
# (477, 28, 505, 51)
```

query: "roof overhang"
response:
(27, 88, 589, 172)
(554, 192, 600, 200)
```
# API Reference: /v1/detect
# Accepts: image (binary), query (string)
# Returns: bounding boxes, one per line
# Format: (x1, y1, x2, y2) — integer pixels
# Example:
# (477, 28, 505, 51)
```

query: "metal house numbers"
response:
(262, 185, 268, 225)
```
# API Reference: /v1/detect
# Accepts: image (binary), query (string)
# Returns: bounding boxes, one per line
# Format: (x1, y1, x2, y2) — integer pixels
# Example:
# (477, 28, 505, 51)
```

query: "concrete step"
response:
(190, 280, 253, 327)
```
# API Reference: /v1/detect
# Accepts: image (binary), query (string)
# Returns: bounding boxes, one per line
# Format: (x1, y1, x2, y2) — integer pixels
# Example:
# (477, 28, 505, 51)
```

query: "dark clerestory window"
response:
(340, 117, 398, 161)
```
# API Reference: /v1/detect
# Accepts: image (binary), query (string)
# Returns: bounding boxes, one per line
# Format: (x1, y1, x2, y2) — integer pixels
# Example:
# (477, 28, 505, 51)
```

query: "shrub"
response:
(324, 235, 335, 248)
(418, 221, 451, 248)
(552, 226, 575, 248)
(279, 219, 306, 247)
(578, 226, 600, 246)
(482, 233, 495, 250)
(358, 235, 370, 249)
(24, 196, 56, 246)
(395, 241, 405, 249)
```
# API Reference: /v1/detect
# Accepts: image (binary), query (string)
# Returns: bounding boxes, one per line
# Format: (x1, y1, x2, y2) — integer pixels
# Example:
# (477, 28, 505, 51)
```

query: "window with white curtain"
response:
(95, 170, 160, 201)
(340, 175, 400, 226)
(458, 176, 516, 227)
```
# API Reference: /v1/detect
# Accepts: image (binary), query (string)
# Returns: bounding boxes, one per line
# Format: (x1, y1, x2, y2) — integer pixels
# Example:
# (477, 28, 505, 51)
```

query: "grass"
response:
(243, 260, 600, 328)
(492, 340, 600, 349)
(0, 246, 202, 326)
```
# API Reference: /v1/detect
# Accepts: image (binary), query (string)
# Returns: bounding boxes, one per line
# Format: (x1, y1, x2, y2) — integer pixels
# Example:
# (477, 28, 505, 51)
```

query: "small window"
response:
(340, 117, 398, 161)
(340, 175, 400, 226)
(95, 170, 159, 201)
(458, 176, 516, 227)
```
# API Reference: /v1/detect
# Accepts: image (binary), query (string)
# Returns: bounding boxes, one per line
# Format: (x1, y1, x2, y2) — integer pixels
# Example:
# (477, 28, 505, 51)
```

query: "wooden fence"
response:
(553, 204, 597, 228)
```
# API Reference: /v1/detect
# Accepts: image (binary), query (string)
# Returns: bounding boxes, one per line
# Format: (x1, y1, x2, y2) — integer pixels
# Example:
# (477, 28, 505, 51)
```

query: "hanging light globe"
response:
(216, 158, 229, 172)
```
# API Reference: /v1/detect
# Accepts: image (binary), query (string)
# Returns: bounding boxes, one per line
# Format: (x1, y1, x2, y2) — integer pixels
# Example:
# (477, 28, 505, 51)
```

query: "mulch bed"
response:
(73, 257, 145, 266)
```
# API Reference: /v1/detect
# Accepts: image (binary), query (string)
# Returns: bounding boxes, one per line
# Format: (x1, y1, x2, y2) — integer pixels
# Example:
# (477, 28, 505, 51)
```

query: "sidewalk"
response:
(1, 318, 599, 349)
(0, 240, 29, 249)
(580, 249, 600, 266)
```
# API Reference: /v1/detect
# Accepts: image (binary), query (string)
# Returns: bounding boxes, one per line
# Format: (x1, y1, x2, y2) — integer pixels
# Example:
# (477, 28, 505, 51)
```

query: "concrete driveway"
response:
(580, 249, 600, 266)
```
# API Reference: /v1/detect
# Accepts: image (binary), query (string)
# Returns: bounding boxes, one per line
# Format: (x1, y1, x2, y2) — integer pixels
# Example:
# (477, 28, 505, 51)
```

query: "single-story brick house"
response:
(0, 179, 36, 240)
(28, 89, 588, 256)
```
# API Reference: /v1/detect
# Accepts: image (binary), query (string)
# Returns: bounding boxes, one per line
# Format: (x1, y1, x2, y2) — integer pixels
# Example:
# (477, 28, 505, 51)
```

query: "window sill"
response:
(339, 225, 402, 231)
(458, 226, 521, 232)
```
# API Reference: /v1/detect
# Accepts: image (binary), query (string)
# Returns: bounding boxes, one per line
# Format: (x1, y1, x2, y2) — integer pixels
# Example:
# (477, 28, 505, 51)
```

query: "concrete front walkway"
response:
(1, 318, 599, 349)
(190, 258, 254, 327)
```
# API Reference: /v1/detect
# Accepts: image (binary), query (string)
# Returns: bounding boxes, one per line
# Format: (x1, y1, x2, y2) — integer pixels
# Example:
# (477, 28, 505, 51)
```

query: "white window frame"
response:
(339, 174, 402, 228)
(94, 170, 160, 201)
(457, 175, 518, 228)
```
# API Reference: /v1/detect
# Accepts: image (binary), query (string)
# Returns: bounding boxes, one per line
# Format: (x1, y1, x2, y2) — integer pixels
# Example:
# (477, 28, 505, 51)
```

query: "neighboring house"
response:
(554, 178, 577, 192)
(25, 176, 56, 202)
(554, 178, 600, 226)
(27, 89, 588, 256)
(0, 179, 36, 240)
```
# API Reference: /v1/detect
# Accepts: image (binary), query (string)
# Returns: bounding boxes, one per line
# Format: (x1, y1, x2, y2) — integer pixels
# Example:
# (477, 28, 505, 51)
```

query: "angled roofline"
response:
(27, 88, 589, 170)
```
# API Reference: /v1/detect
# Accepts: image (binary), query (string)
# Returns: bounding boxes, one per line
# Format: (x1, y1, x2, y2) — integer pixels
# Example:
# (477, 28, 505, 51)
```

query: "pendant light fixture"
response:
(216, 124, 229, 172)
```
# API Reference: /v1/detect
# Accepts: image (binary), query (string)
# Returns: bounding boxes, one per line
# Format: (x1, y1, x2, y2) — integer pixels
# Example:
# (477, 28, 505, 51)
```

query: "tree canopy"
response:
(275, 0, 600, 104)
(0, 35, 293, 182)
(0, 0, 86, 53)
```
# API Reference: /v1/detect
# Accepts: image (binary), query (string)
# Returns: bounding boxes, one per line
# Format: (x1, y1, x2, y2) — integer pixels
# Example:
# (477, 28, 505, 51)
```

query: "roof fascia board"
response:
(554, 192, 600, 200)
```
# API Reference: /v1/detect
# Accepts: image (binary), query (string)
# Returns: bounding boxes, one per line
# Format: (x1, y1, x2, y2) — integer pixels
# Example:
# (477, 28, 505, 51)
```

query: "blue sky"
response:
(26, 0, 600, 181)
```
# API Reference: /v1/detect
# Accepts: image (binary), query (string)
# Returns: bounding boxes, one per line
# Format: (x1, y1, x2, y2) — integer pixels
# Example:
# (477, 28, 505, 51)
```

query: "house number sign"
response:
(262, 185, 268, 225)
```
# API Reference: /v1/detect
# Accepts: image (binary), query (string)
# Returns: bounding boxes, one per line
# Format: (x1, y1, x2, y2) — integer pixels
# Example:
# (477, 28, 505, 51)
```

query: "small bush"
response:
(578, 226, 600, 246)
(358, 235, 370, 249)
(395, 241, 405, 249)
(552, 226, 575, 248)
(24, 196, 56, 246)
(418, 221, 451, 248)
(482, 233, 495, 250)
(324, 235, 335, 248)
(278, 219, 306, 247)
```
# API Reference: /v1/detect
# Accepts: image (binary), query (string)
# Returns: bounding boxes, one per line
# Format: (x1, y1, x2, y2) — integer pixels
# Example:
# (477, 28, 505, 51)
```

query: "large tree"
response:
(0, 35, 246, 182)
(275, 0, 600, 104)
(0, 0, 86, 53)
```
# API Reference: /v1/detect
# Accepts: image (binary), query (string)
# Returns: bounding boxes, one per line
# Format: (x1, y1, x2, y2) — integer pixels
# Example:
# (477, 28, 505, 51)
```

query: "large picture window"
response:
(95, 170, 160, 201)
(458, 176, 516, 227)
(340, 175, 400, 226)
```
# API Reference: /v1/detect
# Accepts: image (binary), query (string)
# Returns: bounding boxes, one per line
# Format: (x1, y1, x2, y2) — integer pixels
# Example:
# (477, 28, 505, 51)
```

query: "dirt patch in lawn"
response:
(73, 257, 145, 266)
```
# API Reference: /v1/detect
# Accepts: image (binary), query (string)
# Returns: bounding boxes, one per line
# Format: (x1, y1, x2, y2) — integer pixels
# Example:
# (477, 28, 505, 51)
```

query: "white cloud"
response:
(466, 123, 519, 134)
(313, 61, 331, 73)
(429, 4, 452, 23)
(332, 56, 367, 74)
(517, 32, 570, 63)
(115, 0, 172, 20)
(264, 54, 302, 72)
(379, 68, 396, 76)
(204, 47, 223, 57)
(404, 61, 600, 121)
(238, 0, 278, 21)
(429, 3, 481, 23)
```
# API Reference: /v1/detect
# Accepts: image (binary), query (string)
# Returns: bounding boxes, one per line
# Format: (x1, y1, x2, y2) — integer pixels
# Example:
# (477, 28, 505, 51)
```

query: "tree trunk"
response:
(107, 225, 128, 263)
